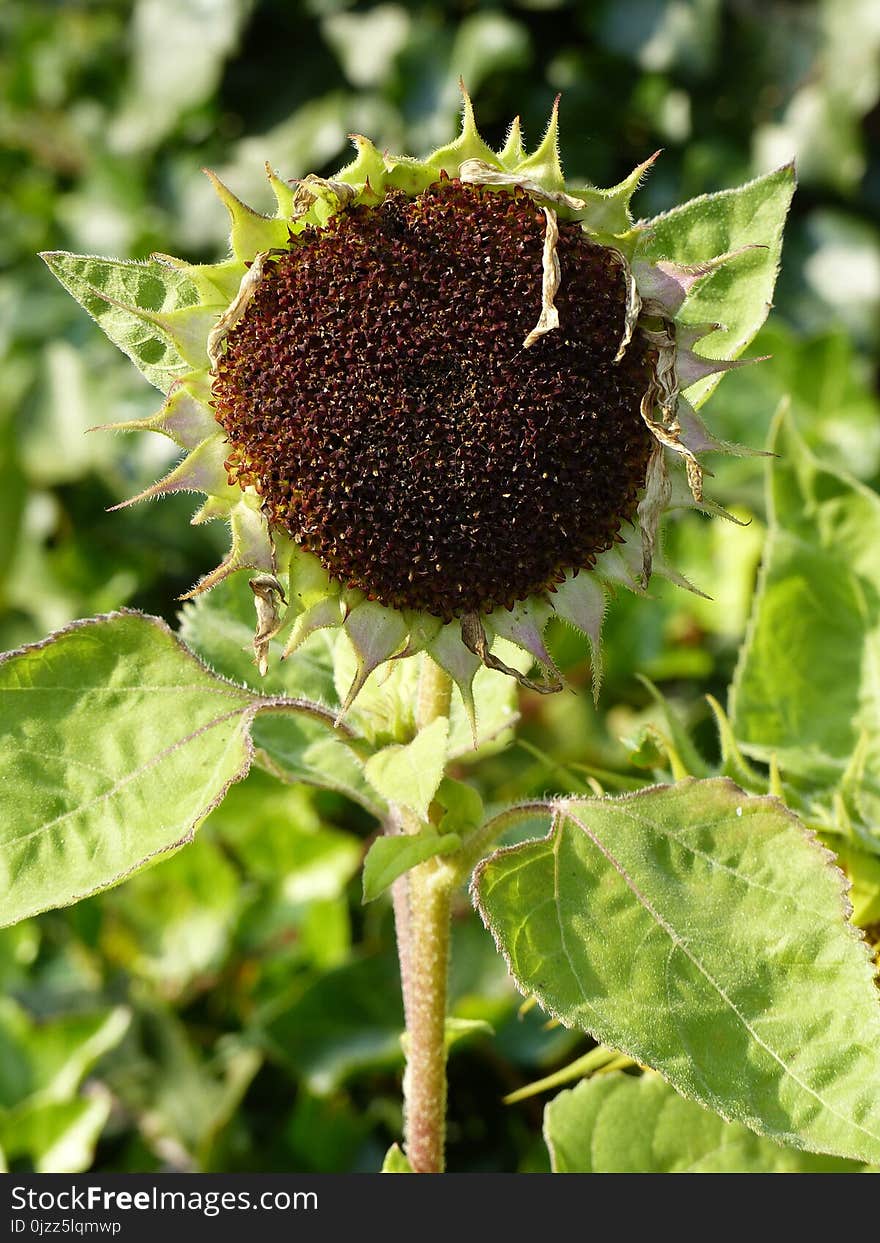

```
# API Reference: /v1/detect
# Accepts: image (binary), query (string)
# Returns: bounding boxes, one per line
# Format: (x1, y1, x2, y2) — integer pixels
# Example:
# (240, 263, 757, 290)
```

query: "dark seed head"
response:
(212, 181, 653, 620)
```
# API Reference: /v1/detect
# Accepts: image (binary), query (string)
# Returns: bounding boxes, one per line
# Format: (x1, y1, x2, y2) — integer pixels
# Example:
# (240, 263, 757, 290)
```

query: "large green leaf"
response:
(40, 252, 210, 393)
(637, 164, 795, 407)
(0, 612, 255, 924)
(473, 778, 880, 1164)
(731, 411, 880, 829)
(545, 1073, 867, 1173)
(0, 611, 340, 925)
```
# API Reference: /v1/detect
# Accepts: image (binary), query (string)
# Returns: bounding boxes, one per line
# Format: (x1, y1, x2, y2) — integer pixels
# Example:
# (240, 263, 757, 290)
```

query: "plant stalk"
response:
(401, 857, 453, 1172)
(390, 655, 455, 1173)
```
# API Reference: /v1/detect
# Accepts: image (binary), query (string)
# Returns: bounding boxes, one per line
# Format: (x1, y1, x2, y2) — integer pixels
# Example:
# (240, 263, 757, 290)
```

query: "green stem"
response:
(392, 655, 455, 1173)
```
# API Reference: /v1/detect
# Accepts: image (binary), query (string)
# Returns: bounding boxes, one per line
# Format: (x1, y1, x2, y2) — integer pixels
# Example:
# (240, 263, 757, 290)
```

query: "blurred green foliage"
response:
(1, 0, 878, 1172)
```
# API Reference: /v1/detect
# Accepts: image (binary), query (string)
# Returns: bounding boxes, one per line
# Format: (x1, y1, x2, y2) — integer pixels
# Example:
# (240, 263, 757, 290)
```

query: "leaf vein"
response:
(564, 808, 880, 1147)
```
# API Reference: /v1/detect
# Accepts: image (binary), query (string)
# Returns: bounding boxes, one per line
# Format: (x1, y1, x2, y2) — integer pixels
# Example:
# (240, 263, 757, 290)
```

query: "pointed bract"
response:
(569, 151, 660, 236)
(552, 573, 606, 701)
(497, 116, 526, 169)
(426, 84, 500, 175)
(514, 97, 565, 192)
(340, 602, 410, 718)
(488, 599, 560, 681)
(108, 434, 232, 510)
(336, 134, 388, 188)
(204, 169, 290, 260)
(428, 623, 483, 743)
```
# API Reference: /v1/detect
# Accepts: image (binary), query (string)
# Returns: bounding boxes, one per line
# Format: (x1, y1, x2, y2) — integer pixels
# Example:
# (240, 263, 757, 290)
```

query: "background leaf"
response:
(474, 778, 880, 1164)
(0, 1002, 130, 1173)
(731, 410, 880, 832)
(261, 954, 405, 1094)
(251, 712, 380, 814)
(0, 1094, 113, 1174)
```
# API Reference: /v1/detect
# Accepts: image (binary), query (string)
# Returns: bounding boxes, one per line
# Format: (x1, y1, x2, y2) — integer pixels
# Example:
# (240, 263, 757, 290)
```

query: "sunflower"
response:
(42, 90, 768, 722)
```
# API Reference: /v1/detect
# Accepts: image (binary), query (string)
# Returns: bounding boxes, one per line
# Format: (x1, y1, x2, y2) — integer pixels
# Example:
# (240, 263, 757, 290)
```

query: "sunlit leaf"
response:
(0, 612, 342, 925)
(0, 613, 257, 924)
(474, 778, 880, 1164)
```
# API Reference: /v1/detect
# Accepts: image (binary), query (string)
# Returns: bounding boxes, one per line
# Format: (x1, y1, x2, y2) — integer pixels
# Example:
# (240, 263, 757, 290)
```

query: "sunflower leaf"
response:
(544, 1073, 869, 1173)
(0, 612, 258, 925)
(251, 712, 381, 815)
(473, 778, 880, 1164)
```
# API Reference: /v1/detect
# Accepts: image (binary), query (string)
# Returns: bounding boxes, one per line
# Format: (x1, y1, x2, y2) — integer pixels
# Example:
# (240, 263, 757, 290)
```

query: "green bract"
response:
(41, 91, 794, 728)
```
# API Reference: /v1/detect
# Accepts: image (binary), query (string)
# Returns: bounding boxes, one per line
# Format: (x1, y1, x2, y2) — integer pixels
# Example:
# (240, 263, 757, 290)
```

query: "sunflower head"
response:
(41, 88, 793, 727)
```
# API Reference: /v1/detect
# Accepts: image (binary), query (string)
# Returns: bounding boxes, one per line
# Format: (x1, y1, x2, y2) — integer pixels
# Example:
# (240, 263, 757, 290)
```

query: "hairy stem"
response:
(402, 857, 454, 1172)
(390, 655, 455, 1173)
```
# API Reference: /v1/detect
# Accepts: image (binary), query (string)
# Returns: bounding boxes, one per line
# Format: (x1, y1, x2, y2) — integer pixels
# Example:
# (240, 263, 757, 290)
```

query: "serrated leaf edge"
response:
(470, 776, 880, 1160)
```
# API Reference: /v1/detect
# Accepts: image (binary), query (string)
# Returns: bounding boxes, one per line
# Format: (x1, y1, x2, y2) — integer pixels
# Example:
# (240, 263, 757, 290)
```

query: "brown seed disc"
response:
(212, 181, 654, 619)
